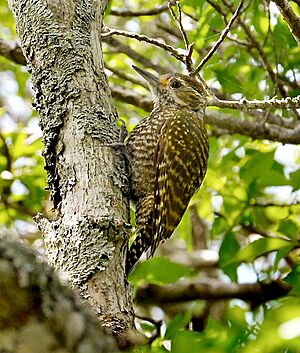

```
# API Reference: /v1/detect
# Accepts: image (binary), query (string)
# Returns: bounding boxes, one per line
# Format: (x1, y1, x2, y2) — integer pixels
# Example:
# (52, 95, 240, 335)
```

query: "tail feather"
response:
(126, 232, 152, 274)
(126, 195, 154, 274)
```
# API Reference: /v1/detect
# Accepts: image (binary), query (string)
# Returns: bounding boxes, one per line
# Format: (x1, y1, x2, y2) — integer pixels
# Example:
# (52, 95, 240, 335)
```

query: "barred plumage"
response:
(126, 66, 209, 274)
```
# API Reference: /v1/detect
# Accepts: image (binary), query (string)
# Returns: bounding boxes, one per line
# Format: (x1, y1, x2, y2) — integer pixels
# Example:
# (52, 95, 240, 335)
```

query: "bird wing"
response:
(150, 111, 208, 256)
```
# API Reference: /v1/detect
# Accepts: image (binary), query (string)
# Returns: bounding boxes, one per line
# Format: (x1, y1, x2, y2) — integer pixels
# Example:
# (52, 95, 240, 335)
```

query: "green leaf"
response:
(219, 231, 240, 281)
(225, 237, 295, 266)
(172, 331, 203, 353)
(285, 265, 300, 294)
(128, 257, 192, 285)
(211, 216, 227, 238)
(273, 20, 298, 50)
(290, 169, 300, 190)
(240, 151, 287, 188)
(140, 322, 156, 334)
(277, 219, 299, 239)
(165, 311, 192, 339)
(214, 68, 243, 94)
(275, 246, 294, 268)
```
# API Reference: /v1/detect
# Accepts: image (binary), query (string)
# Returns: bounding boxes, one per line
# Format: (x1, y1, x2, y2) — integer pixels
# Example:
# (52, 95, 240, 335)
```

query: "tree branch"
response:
(110, 85, 300, 144)
(109, 2, 175, 17)
(220, 0, 287, 97)
(168, 0, 194, 71)
(135, 278, 291, 306)
(206, 109, 300, 144)
(102, 27, 186, 63)
(0, 38, 26, 65)
(110, 84, 153, 111)
(272, 0, 300, 45)
(209, 95, 300, 110)
(192, 0, 244, 74)
(0, 237, 117, 353)
(102, 35, 170, 74)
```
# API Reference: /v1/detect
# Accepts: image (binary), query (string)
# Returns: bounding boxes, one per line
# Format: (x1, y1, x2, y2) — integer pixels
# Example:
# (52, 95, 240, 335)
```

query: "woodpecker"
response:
(126, 66, 209, 274)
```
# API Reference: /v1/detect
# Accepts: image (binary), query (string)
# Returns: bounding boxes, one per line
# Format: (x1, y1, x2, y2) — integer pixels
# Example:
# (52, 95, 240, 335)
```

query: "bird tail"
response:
(125, 195, 154, 275)
(125, 231, 152, 275)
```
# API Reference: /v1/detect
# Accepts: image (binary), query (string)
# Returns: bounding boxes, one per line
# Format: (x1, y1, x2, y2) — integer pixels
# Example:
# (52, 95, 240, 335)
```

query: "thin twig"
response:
(220, 0, 287, 97)
(168, 1, 190, 50)
(192, 0, 244, 75)
(105, 65, 148, 88)
(109, 2, 176, 17)
(168, 0, 194, 72)
(0, 132, 12, 171)
(262, 1, 272, 47)
(102, 36, 169, 74)
(136, 315, 163, 344)
(207, 0, 228, 23)
(102, 27, 186, 63)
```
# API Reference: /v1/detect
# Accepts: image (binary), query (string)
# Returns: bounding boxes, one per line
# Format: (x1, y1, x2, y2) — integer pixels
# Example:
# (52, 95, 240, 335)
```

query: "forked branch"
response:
(192, 0, 245, 75)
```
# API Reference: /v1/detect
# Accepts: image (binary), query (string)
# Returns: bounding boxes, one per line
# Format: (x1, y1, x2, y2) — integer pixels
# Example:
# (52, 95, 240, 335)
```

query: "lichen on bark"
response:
(0, 236, 117, 353)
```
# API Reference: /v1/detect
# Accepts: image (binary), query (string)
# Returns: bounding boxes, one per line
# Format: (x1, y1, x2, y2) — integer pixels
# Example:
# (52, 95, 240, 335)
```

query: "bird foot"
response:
(99, 119, 130, 160)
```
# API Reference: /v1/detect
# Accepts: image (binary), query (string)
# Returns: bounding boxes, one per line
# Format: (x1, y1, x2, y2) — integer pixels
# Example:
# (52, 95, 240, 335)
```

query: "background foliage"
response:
(1, 0, 300, 352)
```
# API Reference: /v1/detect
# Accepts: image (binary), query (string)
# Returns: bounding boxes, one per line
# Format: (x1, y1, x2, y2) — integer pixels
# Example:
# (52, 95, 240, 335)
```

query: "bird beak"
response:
(132, 65, 160, 89)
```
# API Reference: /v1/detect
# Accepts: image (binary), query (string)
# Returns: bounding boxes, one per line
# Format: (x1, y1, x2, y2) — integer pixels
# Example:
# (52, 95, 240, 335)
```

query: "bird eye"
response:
(170, 80, 181, 89)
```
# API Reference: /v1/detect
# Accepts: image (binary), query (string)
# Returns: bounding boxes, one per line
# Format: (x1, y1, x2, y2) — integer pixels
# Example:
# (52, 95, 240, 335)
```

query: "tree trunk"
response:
(0, 236, 117, 353)
(8, 0, 135, 344)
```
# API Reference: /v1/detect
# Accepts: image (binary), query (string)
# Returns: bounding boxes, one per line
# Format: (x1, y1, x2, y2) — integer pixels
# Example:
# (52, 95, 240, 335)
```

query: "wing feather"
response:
(150, 111, 208, 255)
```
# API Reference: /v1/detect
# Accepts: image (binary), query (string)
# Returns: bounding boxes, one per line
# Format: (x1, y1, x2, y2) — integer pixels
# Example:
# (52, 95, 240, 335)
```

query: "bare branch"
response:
(110, 84, 153, 111)
(248, 109, 296, 129)
(105, 65, 148, 88)
(220, 0, 287, 97)
(207, 0, 228, 22)
(0, 38, 26, 65)
(120, 81, 299, 113)
(109, 85, 300, 144)
(168, 0, 194, 71)
(159, 246, 219, 269)
(135, 278, 291, 306)
(272, 0, 300, 45)
(209, 95, 300, 110)
(102, 27, 186, 63)
(168, 3, 186, 40)
(190, 205, 209, 250)
(192, 0, 244, 75)
(109, 2, 175, 17)
(102, 36, 169, 74)
(206, 109, 300, 144)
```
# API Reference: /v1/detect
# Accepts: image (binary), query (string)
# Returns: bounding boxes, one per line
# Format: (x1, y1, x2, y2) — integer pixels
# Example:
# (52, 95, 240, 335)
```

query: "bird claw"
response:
(117, 118, 128, 143)
(99, 119, 130, 160)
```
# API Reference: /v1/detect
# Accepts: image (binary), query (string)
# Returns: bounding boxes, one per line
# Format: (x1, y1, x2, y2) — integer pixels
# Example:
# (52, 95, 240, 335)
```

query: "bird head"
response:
(132, 65, 208, 111)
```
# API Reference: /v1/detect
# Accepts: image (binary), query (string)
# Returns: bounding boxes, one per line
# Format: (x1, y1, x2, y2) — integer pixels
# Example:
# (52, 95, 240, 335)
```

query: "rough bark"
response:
(0, 236, 117, 353)
(8, 0, 135, 345)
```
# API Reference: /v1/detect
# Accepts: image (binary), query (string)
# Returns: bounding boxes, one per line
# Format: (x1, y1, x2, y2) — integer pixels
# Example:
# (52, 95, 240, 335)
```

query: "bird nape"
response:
(125, 66, 210, 275)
